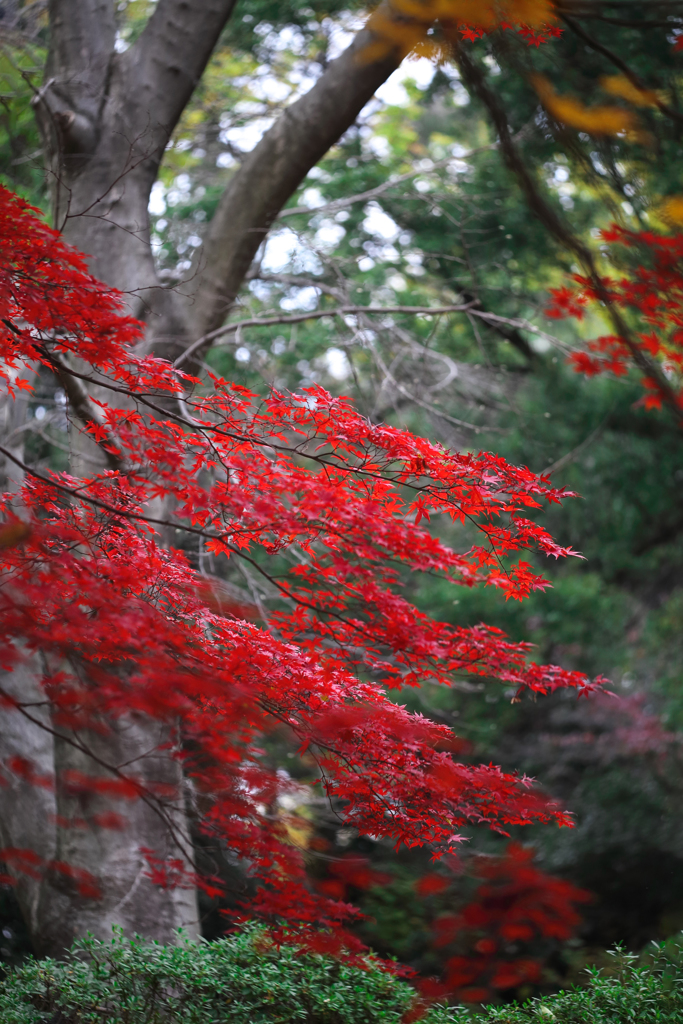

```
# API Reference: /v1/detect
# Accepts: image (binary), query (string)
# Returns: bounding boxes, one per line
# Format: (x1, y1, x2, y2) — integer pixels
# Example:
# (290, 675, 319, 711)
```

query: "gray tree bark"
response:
(0, 0, 401, 956)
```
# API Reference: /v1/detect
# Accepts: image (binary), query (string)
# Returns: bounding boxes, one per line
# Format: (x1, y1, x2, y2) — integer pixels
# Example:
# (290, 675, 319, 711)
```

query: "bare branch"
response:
(173, 302, 477, 368)
(278, 142, 498, 220)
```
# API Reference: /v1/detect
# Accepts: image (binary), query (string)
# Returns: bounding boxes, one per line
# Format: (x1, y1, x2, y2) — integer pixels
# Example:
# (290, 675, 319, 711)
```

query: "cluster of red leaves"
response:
(364, 1, 562, 66)
(413, 844, 590, 1006)
(0, 186, 600, 967)
(547, 225, 683, 412)
(459, 22, 561, 46)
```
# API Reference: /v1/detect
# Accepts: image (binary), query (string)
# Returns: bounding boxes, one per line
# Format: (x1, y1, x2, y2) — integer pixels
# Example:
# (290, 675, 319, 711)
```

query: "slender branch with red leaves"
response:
(0, 187, 601, 970)
(548, 224, 683, 418)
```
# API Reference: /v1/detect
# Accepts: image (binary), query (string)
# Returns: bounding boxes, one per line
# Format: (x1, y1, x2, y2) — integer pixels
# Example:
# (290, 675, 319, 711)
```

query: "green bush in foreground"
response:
(1, 927, 683, 1023)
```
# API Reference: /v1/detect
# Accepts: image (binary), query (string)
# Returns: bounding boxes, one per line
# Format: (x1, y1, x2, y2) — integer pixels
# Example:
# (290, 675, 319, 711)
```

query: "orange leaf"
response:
(600, 74, 659, 108)
(659, 195, 683, 226)
(0, 520, 31, 549)
(532, 74, 641, 137)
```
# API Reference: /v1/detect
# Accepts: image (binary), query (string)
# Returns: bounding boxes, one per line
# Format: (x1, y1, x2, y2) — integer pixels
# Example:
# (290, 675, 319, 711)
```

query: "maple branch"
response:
(470, 311, 569, 353)
(560, 13, 683, 126)
(0, 362, 493, 503)
(0, 687, 199, 873)
(246, 272, 346, 301)
(555, 0, 683, 28)
(0, 445, 514, 664)
(357, 327, 486, 433)
(541, 417, 610, 476)
(39, 350, 124, 471)
(454, 41, 683, 425)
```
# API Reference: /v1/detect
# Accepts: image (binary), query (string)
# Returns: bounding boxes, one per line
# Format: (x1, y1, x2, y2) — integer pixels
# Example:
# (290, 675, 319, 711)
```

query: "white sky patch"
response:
(366, 135, 391, 160)
(405, 252, 425, 275)
(326, 14, 365, 60)
(221, 117, 275, 152)
(232, 100, 263, 115)
(280, 286, 319, 311)
(149, 181, 167, 216)
(300, 187, 325, 209)
(248, 279, 273, 301)
(261, 228, 322, 274)
(314, 220, 346, 250)
(262, 228, 301, 272)
(250, 74, 292, 103)
(363, 201, 400, 241)
(323, 347, 351, 380)
(306, 166, 332, 183)
(271, 25, 307, 52)
(387, 274, 407, 291)
(166, 173, 192, 207)
(375, 59, 436, 106)
(216, 152, 237, 168)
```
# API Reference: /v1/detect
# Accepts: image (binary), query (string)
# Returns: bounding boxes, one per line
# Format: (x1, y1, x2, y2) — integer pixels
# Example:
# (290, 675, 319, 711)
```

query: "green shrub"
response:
(1, 928, 683, 1024)
(0, 927, 432, 1024)
(472, 946, 683, 1023)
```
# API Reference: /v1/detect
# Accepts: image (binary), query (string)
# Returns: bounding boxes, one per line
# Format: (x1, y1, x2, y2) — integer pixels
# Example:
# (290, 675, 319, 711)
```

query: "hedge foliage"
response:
(1, 927, 683, 1024)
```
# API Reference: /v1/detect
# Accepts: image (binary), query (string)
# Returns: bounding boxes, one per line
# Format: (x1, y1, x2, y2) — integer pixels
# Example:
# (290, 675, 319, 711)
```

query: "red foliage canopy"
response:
(0, 187, 601, 959)
(548, 224, 683, 414)
(417, 842, 590, 1004)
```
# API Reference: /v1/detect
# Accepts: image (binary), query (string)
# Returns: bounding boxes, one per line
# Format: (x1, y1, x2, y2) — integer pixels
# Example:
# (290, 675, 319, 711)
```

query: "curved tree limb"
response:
(182, 18, 403, 352)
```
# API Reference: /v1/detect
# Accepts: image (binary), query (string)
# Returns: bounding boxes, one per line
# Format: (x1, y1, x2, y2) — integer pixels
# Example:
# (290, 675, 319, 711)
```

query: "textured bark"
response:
(0, 656, 57, 942)
(0, 0, 402, 956)
(0, 668, 197, 955)
(0, 365, 36, 493)
(41, 715, 198, 956)
(2, 0, 239, 955)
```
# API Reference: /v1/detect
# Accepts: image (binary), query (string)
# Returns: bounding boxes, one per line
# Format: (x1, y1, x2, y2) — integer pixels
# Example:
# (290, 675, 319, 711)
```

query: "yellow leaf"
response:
(410, 38, 451, 61)
(659, 195, 683, 226)
(600, 74, 659, 108)
(532, 74, 641, 137)
(279, 812, 314, 850)
(364, 9, 427, 60)
(501, 0, 556, 26)
(434, 0, 498, 26)
(389, 0, 556, 26)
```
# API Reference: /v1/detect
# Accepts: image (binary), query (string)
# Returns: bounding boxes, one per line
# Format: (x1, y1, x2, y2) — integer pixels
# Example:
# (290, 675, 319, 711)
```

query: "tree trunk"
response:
(0, 0, 402, 955)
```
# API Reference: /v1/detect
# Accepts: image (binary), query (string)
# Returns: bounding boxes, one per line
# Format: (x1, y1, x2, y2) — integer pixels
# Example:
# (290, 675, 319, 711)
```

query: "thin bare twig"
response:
(278, 143, 499, 220)
(173, 302, 477, 368)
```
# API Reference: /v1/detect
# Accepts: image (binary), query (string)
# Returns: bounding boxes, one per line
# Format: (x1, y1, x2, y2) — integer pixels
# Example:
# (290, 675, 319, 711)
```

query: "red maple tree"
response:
(0, 186, 599, 981)
(548, 224, 683, 416)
